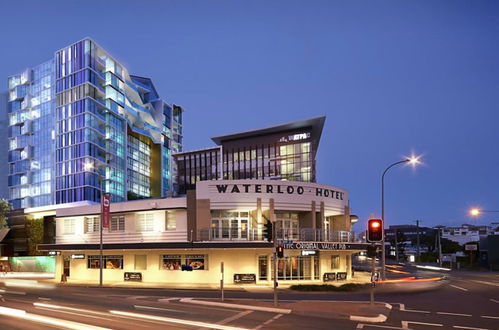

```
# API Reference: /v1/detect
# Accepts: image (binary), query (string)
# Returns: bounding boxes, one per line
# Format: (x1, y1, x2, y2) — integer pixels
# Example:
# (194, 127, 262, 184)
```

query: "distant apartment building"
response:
(441, 224, 496, 245)
(385, 224, 434, 241)
(4, 38, 183, 255)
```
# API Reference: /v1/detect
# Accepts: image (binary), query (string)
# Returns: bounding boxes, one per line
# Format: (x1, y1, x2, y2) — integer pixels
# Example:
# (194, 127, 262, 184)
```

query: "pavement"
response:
(34, 270, 373, 291)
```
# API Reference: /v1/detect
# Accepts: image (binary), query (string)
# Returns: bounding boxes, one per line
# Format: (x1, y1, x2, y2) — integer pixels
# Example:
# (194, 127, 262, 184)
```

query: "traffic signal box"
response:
(264, 221, 273, 242)
(367, 218, 383, 242)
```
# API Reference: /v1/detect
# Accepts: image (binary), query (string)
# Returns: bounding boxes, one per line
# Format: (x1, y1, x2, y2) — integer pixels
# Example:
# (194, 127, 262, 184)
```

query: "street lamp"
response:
(469, 208, 499, 216)
(381, 155, 421, 280)
(83, 160, 105, 287)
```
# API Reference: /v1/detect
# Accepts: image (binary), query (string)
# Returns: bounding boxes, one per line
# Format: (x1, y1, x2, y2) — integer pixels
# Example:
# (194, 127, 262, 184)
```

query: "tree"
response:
(0, 199, 12, 229)
(26, 217, 44, 256)
(441, 238, 463, 254)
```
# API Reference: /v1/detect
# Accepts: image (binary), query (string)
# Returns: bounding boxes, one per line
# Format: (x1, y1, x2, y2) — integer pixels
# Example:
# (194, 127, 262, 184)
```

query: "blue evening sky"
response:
(1, 0, 497, 230)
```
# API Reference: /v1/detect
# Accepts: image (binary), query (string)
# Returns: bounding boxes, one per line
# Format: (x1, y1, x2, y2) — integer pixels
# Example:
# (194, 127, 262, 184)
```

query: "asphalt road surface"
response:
(0, 268, 497, 329)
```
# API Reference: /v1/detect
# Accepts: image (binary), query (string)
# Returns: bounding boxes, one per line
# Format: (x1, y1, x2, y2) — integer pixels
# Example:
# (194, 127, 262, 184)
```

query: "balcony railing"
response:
(198, 227, 259, 241)
(197, 227, 354, 243)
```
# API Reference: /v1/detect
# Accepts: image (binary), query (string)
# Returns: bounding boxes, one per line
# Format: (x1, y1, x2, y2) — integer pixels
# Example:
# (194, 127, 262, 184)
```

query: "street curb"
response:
(349, 313, 388, 323)
(179, 298, 292, 314)
(349, 302, 391, 323)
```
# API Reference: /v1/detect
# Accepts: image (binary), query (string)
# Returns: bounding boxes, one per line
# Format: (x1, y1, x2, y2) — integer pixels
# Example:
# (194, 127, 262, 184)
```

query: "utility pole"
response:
(415, 220, 421, 264)
(437, 228, 442, 267)
(394, 229, 399, 263)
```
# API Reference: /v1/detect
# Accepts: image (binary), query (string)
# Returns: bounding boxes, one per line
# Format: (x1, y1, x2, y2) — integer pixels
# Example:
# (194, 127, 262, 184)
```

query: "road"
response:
(0, 268, 497, 329)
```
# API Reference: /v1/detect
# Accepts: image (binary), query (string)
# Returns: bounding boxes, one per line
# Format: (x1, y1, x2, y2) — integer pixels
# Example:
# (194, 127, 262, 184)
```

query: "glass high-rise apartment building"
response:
(7, 38, 183, 210)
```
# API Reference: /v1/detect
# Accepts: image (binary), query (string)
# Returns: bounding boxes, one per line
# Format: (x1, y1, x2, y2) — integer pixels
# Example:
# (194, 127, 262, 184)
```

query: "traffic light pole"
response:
(273, 222, 278, 307)
(370, 243, 376, 305)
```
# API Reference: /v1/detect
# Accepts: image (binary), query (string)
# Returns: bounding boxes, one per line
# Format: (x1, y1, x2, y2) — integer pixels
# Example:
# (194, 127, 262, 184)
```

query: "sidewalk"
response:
(38, 271, 372, 292)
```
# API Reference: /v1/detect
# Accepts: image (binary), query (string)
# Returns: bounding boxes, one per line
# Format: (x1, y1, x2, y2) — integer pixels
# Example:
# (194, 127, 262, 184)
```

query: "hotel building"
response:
(38, 117, 367, 286)
(4, 38, 183, 255)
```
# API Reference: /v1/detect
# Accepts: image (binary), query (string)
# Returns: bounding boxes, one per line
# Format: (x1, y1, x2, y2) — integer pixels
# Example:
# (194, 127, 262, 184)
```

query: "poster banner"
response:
(102, 193, 111, 228)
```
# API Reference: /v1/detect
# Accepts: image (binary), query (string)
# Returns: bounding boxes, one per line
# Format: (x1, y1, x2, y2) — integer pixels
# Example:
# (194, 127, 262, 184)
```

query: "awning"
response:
(0, 228, 10, 243)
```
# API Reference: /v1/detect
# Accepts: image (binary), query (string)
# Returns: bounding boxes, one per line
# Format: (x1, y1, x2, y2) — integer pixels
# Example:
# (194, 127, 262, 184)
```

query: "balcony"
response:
(197, 227, 354, 243)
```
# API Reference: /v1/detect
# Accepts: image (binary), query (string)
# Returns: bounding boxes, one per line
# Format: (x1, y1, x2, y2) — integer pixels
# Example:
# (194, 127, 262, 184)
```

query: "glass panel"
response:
(222, 219, 229, 238)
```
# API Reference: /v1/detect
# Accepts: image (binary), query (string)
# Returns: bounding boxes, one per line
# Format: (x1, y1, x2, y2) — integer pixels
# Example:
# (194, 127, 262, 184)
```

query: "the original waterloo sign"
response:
(233, 273, 256, 284)
(214, 183, 345, 201)
(284, 242, 369, 251)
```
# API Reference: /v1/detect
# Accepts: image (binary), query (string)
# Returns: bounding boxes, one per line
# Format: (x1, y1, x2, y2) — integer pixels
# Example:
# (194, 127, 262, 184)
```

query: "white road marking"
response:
(490, 299, 499, 304)
(470, 280, 499, 287)
(450, 284, 469, 292)
(436, 311, 471, 317)
(38, 297, 51, 301)
(398, 303, 430, 313)
(481, 315, 499, 319)
(157, 297, 180, 303)
(218, 310, 253, 325)
(453, 326, 491, 330)
(125, 295, 150, 300)
(403, 320, 443, 327)
(134, 305, 190, 313)
(253, 313, 283, 330)
(180, 297, 291, 314)
(0, 306, 110, 330)
(0, 289, 26, 295)
(109, 310, 249, 330)
(35, 306, 114, 322)
(34, 302, 117, 318)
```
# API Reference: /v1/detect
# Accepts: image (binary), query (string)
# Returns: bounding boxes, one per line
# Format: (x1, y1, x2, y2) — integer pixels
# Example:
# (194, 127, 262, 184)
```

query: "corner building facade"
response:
(39, 117, 367, 286)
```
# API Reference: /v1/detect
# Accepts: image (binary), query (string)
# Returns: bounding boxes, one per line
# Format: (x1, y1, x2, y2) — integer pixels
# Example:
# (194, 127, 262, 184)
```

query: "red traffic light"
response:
(367, 219, 383, 242)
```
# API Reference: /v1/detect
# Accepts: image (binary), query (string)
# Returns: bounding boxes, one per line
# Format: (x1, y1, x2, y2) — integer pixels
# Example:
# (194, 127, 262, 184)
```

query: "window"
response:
(331, 255, 340, 269)
(134, 255, 147, 270)
(84, 217, 100, 233)
(136, 213, 154, 232)
(162, 255, 182, 270)
(110, 215, 125, 231)
(87, 255, 123, 269)
(259, 256, 268, 280)
(161, 255, 207, 270)
(165, 211, 176, 230)
(63, 218, 75, 235)
(186, 255, 206, 270)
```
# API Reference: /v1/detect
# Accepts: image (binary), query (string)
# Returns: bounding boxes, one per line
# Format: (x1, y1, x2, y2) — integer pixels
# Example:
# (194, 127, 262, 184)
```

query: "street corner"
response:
(289, 300, 392, 322)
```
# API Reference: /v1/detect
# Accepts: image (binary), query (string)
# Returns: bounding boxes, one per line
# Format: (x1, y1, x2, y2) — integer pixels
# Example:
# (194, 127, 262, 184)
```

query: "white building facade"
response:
(39, 179, 367, 286)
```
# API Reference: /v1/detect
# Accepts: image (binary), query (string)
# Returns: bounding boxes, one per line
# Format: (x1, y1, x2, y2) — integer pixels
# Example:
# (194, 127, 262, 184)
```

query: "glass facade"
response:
(8, 61, 55, 209)
(175, 147, 221, 194)
(174, 121, 321, 194)
(7, 38, 183, 209)
(222, 140, 314, 182)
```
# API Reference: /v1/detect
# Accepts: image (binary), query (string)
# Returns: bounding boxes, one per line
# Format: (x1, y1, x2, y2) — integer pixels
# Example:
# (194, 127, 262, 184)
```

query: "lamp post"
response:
(381, 156, 420, 280)
(83, 160, 106, 287)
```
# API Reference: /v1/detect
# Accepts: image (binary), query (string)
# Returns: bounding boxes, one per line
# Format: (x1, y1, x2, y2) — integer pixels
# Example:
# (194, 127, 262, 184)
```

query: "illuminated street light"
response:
(469, 208, 499, 216)
(381, 154, 422, 280)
